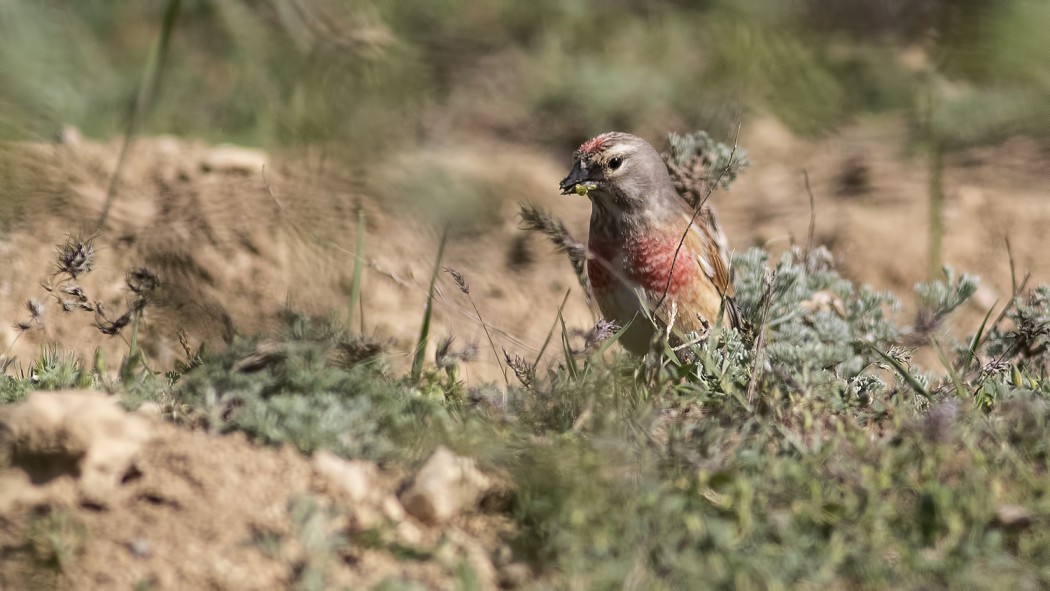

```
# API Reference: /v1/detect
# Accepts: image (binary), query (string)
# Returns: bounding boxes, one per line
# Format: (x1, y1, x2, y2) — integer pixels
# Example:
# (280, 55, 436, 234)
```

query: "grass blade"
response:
(533, 289, 570, 369)
(411, 228, 448, 381)
(866, 343, 931, 400)
(932, 337, 967, 398)
(964, 299, 997, 372)
(348, 210, 366, 334)
(558, 310, 578, 380)
(97, 0, 182, 231)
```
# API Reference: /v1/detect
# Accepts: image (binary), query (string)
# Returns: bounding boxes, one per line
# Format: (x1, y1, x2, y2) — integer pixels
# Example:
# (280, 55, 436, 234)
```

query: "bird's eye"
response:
(608, 156, 623, 170)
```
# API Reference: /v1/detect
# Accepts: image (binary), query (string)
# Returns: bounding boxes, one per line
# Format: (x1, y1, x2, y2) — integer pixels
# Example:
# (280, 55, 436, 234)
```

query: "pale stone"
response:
(311, 449, 376, 503)
(0, 390, 151, 507)
(399, 446, 491, 524)
(201, 145, 269, 174)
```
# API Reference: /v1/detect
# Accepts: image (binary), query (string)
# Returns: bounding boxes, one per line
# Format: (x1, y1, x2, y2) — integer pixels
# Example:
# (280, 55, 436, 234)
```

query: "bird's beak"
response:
(559, 160, 598, 196)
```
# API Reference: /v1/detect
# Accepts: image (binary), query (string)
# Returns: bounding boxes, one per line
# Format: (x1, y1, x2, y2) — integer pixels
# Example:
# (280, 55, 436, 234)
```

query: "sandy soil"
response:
(1, 117, 1047, 385)
(0, 391, 514, 590)
(0, 119, 1047, 589)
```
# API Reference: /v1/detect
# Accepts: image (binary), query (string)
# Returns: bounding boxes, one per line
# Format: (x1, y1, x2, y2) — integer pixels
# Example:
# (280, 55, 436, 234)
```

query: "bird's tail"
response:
(722, 295, 751, 337)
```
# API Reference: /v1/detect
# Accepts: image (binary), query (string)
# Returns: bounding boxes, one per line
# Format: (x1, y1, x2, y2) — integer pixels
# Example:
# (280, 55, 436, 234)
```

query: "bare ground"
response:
(2, 116, 1047, 382)
(0, 391, 514, 590)
(0, 117, 1048, 589)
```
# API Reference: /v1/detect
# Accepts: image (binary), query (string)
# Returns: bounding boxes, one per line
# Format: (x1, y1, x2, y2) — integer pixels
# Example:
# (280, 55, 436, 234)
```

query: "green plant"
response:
(411, 229, 448, 382)
(29, 508, 87, 571)
(347, 209, 366, 334)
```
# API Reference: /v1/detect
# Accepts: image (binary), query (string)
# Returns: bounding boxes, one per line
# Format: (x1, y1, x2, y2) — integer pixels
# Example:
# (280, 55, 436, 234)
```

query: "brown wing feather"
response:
(677, 205, 740, 331)
(682, 206, 733, 297)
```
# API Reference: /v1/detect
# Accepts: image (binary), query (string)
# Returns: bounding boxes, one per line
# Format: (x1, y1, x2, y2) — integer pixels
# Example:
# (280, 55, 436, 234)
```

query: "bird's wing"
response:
(693, 205, 744, 331)
(642, 205, 739, 336)
(682, 206, 734, 298)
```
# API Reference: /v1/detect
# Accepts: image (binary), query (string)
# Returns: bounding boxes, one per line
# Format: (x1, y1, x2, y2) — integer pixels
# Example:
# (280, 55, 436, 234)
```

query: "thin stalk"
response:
(120, 310, 143, 383)
(411, 228, 449, 381)
(97, 0, 182, 231)
(925, 76, 945, 279)
(348, 210, 366, 333)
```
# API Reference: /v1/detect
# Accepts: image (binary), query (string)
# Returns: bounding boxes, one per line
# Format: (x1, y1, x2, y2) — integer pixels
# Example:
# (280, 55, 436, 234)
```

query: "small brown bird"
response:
(559, 131, 740, 355)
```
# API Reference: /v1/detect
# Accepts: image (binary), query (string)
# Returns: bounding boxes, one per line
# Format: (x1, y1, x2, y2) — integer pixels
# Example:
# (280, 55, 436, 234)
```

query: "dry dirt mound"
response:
(0, 120, 1047, 590)
(0, 118, 1047, 384)
(0, 132, 594, 383)
(0, 391, 515, 590)
(731, 116, 1050, 302)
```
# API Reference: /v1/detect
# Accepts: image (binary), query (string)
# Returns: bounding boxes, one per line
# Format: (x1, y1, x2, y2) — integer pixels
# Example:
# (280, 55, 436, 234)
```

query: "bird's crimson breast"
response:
(588, 234, 697, 297)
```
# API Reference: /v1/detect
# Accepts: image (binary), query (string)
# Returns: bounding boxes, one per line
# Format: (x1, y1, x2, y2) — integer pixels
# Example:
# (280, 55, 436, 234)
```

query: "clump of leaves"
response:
(504, 129, 1050, 588)
(493, 242, 1050, 589)
(665, 129, 751, 206)
(168, 313, 450, 461)
(287, 496, 348, 591)
(29, 508, 87, 571)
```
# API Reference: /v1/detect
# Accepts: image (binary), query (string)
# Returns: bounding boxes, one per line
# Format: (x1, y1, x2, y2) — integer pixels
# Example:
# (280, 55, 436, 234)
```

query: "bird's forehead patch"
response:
(576, 133, 614, 157)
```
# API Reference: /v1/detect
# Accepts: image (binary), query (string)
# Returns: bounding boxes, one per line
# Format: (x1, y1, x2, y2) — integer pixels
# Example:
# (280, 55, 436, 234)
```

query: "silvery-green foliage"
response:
(982, 285, 1050, 373)
(666, 130, 751, 189)
(733, 247, 904, 397)
(171, 315, 448, 461)
(914, 268, 979, 328)
(680, 325, 752, 397)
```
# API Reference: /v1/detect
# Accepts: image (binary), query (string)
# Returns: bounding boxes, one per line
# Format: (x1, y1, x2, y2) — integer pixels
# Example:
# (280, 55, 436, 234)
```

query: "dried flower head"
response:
(92, 267, 160, 336)
(26, 298, 45, 322)
(55, 236, 95, 278)
(503, 349, 534, 388)
(584, 319, 619, 350)
(95, 310, 134, 336)
(435, 335, 456, 369)
(62, 285, 88, 302)
(444, 267, 469, 294)
(435, 335, 478, 370)
(127, 267, 160, 296)
(519, 205, 589, 294)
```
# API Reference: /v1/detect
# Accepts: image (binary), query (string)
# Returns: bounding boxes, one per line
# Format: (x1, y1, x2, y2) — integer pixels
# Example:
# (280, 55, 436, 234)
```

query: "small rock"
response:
(201, 145, 269, 174)
(0, 390, 152, 507)
(58, 125, 83, 147)
(993, 504, 1034, 532)
(134, 402, 164, 419)
(499, 562, 533, 589)
(800, 290, 846, 317)
(129, 538, 151, 558)
(395, 521, 424, 546)
(448, 529, 498, 591)
(381, 495, 406, 522)
(399, 446, 491, 524)
(311, 450, 376, 503)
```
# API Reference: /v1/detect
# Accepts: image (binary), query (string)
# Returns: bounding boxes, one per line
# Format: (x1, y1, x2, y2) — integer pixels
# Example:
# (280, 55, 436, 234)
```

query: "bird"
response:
(559, 131, 740, 355)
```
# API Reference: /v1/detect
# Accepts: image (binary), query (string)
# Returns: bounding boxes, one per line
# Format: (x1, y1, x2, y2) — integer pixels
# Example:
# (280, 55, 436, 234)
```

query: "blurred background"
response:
(1, 0, 1048, 380)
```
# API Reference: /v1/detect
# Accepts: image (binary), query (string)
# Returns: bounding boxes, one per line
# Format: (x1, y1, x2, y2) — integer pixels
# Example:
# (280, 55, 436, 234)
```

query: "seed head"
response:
(127, 267, 160, 296)
(444, 267, 469, 294)
(56, 237, 95, 278)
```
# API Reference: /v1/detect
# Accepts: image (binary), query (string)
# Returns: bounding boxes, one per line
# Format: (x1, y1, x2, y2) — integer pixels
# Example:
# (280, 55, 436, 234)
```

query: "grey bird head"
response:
(559, 131, 678, 221)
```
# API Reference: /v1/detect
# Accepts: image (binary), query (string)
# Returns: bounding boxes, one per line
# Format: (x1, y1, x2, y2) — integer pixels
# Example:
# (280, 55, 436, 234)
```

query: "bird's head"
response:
(559, 132, 672, 218)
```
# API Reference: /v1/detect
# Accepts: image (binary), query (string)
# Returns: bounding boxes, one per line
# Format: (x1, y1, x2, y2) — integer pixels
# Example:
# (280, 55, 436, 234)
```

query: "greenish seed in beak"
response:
(575, 181, 598, 196)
